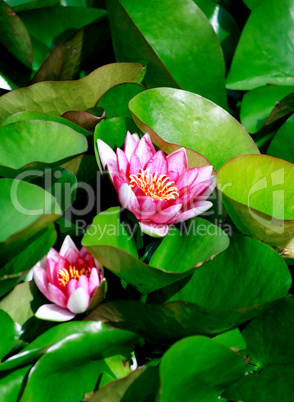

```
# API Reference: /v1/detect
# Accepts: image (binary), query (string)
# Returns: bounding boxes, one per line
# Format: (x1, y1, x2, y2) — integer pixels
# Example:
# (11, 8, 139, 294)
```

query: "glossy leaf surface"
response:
(108, 0, 227, 108)
(0, 63, 145, 123)
(227, 0, 294, 90)
(82, 208, 230, 294)
(129, 88, 259, 170)
(158, 336, 245, 402)
(217, 154, 294, 246)
(267, 114, 294, 164)
(240, 86, 294, 134)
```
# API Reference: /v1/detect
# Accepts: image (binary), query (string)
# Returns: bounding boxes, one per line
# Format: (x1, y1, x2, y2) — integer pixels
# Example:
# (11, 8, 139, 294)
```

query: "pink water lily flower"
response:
(98, 132, 215, 237)
(33, 235, 106, 322)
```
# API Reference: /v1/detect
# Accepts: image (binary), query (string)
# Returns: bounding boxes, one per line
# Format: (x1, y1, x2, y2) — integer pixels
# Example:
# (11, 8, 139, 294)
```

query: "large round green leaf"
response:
(0, 178, 61, 244)
(226, 0, 294, 90)
(88, 235, 291, 341)
(0, 62, 145, 123)
(1, 111, 91, 137)
(224, 298, 294, 402)
(150, 235, 291, 310)
(158, 336, 245, 402)
(107, 0, 227, 108)
(267, 114, 294, 164)
(20, 323, 141, 402)
(82, 208, 230, 295)
(0, 120, 88, 177)
(129, 88, 259, 170)
(216, 154, 294, 247)
(240, 86, 294, 134)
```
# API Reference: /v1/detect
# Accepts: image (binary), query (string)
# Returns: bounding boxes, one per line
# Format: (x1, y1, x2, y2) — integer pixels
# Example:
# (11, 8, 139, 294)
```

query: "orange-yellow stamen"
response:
(129, 168, 179, 201)
(58, 265, 90, 287)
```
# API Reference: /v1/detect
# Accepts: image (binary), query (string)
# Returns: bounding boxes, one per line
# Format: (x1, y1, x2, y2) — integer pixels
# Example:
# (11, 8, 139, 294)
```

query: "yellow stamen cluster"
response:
(58, 265, 90, 287)
(129, 168, 179, 201)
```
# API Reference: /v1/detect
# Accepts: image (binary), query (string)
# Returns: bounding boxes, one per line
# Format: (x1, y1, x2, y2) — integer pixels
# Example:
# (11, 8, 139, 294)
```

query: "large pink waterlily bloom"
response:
(98, 132, 215, 237)
(33, 235, 105, 322)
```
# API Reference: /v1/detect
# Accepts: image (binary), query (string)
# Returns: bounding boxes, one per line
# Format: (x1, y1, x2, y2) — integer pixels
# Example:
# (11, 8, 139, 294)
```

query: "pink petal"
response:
(48, 283, 68, 308)
(65, 279, 78, 297)
(198, 175, 216, 199)
(190, 180, 213, 199)
(77, 275, 89, 294)
(35, 304, 75, 322)
(166, 170, 179, 183)
(129, 154, 142, 176)
(63, 248, 80, 266)
(124, 131, 139, 161)
(167, 148, 188, 176)
(150, 204, 182, 224)
(176, 168, 199, 191)
(33, 266, 50, 300)
(139, 222, 170, 237)
(118, 182, 140, 217)
(97, 139, 118, 170)
(47, 248, 60, 263)
(138, 197, 158, 218)
(59, 235, 79, 257)
(145, 150, 168, 175)
(67, 287, 90, 314)
(142, 133, 156, 154)
(116, 148, 129, 175)
(134, 136, 154, 168)
(196, 165, 213, 183)
(172, 201, 213, 224)
(89, 268, 99, 295)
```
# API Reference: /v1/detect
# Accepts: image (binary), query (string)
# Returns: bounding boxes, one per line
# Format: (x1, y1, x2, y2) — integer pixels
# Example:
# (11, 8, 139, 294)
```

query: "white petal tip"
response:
(67, 287, 89, 314)
(139, 222, 170, 237)
(35, 304, 75, 322)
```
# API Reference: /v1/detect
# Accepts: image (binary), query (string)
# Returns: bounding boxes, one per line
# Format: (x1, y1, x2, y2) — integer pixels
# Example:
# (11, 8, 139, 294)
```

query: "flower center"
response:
(57, 265, 90, 287)
(129, 168, 179, 201)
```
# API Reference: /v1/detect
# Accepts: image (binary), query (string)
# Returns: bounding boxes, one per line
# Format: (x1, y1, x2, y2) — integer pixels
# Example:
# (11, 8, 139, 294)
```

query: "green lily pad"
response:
(88, 235, 291, 341)
(224, 298, 294, 402)
(107, 0, 227, 108)
(150, 235, 291, 310)
(0, 178, 61, 245)
(216, 154, 294, 247)
(226, 0, 294, 90)
(97, 83, 145, 119)
(0, 120, 88, 177)
(0, 111, 91, 137)
(158, 336, 245, 402)
(267, 114, 294, 164)
(82, 208, 230, 294)
(0, 62, 145, 123)
(20, 322, 141, 402)
(129, 88, 259, 170)
(240, 86, 294, 134)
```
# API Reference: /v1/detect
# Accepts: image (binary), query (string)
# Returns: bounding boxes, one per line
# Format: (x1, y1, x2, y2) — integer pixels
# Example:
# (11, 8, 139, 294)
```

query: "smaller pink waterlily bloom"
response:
(33, 235, 106, 322)
(98, 132, 215, 237)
